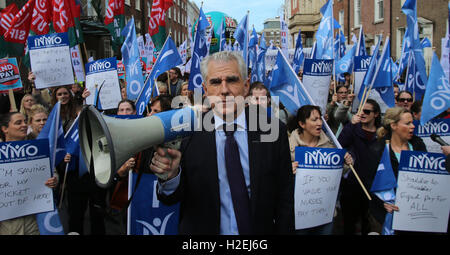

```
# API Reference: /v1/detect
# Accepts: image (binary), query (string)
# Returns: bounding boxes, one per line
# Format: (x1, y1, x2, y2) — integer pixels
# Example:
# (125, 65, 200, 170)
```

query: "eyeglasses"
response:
(362, 109, 374, 115)
(337, 91, 348, 94)
(398, 98, 413, 103)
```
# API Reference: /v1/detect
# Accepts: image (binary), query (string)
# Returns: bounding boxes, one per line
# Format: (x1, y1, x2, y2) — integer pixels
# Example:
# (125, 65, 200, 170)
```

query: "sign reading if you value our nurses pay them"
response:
(0, 139, 54, 221)
(294, 147, 346, 229)
(28, 33, 75, 89)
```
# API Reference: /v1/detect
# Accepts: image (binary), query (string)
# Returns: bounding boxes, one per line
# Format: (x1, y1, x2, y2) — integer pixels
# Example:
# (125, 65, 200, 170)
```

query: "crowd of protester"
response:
(1, 52, 449, 235)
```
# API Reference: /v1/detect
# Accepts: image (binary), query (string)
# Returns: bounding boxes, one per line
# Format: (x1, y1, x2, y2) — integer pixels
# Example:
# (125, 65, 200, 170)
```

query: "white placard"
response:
(302, 59, 333, 115)
(393, 151, 450, 233)
(294, 147, 345, 229)
(0, 140, 54, 221)
(70, 45, 85, 82)
(85, 57, 122, 110)
(28, 33, 75, 89)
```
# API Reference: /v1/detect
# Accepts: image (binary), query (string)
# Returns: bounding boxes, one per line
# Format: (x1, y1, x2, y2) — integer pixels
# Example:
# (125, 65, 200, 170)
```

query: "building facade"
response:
(288, 0, 327, 48)
(262, 17, 281, 48)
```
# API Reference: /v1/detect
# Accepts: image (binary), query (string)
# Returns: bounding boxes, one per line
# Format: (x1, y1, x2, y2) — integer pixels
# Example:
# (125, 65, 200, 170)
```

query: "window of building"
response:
(374, 0, 384, 22)
(339, 10, 345, 32)
(136, 0, 140, 11)
(125, 0, 130, 6)
(354, 0, 361, 27)
(174, 8, 177, 22)
(104, 39, 112, 58)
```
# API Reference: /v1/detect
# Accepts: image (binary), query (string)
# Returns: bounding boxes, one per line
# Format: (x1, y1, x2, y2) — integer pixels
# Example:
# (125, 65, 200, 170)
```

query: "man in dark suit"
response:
(149, 51, 294, 235)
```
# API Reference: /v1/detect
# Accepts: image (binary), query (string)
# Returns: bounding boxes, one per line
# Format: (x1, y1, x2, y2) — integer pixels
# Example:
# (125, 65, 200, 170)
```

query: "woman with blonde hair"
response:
(19, 94, 36, 120)
(26, 104, 48, 140)
(367, 107, 426, 234)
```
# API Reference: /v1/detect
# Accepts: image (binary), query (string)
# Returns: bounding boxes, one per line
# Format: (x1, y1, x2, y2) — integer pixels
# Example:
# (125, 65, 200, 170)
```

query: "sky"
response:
(191, 0, 285, 32)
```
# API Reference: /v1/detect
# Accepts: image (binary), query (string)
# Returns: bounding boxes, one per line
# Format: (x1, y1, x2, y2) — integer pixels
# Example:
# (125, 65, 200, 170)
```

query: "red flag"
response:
(52, 0, 75, 33)
(148, 0, 174, 36)
(4, 0, 35, 44)
(31, 0, 52, 35)
(105, 0, 124, 26)
(0, 3, 19, 35)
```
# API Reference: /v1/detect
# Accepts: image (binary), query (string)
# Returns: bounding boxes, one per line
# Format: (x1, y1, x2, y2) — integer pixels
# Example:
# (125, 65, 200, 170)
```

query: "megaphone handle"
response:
(154, 146, 171, 181)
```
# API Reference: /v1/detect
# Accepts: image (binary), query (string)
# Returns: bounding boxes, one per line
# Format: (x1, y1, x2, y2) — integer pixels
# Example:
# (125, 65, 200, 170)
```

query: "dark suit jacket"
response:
(157, 106, 295, 235)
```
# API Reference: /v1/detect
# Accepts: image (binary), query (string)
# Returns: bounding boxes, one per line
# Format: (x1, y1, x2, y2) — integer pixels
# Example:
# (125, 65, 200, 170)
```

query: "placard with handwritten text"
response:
(85, 57, 122, 110)
(294, 147, 345, 229)
(28, 33, 75, 89)
(413, 119, 450, 153)
(0, 139, 54, 221)
(393, 150, 450, 233)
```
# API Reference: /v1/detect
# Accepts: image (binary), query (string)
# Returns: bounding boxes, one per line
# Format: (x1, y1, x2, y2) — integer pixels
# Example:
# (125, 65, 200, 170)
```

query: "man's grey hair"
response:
(200, 51, 248, 82)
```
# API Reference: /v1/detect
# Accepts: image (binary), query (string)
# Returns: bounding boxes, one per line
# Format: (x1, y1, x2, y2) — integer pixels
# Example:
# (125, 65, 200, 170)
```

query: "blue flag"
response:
(356, 26, 367, 56)
(259, 32, 267, 51)
(254, 49, 266, 83)
(370, 37, 396, 107)
(128, 172, 179, 235)
(404, 53, 426, 100)
(420, 37, 431, 48)
(402, 0, 428, 86)
(420, 52, 450, 125)
(121, 17, 144, 101)
(37, 102, 65, 172)
(269, 49, 311, 115)
(358, 37, 382, 102)
(234, 13, 249, 67)
(292, 29, 305, 74)
(188, 7, 209, 92)
(64, 115, 80, 171)
(336, 45, 356, 75)
(136, 35, 182, 115)
(315, 0, 334, 59)
(370, 143, 397, 235)
(36, 208, 65, 235)
(310, 41, 317, 59)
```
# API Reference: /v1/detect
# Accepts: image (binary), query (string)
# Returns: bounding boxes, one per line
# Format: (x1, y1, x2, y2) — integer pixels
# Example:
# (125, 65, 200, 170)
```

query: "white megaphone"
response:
(79, 105, 201, 188)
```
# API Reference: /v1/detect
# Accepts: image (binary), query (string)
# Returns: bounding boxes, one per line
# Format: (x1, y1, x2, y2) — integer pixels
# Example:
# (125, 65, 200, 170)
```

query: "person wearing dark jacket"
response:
(338, 99, 382, 235)
(367, 107, 426, 234)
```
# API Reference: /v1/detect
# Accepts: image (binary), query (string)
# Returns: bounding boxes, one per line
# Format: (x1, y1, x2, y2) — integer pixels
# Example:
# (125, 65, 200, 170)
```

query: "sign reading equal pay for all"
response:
(294, 147, 345, 229)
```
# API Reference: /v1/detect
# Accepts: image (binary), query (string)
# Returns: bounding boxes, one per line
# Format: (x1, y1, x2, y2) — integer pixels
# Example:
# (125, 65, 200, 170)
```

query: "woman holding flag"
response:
(288, 105, 353, 235)
(0, 112, 58, 235)
(367, 107, 426, 234)
(338, 99, 382, 235)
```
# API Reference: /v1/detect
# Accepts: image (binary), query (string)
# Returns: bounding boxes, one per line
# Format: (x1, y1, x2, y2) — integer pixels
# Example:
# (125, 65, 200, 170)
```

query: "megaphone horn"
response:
(79, 105, 199, 188)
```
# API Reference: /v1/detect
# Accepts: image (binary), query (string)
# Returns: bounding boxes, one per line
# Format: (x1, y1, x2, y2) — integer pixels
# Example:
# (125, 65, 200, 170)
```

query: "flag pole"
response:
(59, 163, 69, 209)
(349, 164, 372, 200)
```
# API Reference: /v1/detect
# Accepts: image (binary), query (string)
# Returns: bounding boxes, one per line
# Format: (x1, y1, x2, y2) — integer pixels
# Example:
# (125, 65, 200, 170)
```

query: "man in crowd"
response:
(149, 51, 294, 235)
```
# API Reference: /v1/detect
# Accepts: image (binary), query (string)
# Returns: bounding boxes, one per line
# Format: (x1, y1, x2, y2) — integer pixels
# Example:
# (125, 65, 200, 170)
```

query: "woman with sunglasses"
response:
(367, 107, 426, 234)
(396, 91, 414, 111)
(337, 99, 382, 235)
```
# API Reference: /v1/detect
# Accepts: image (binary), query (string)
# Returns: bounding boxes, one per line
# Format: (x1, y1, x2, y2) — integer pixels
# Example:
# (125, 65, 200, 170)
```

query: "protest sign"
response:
(0, 58, 22, 92)
(70, 45, 85, 82)
(28, 33, 75, 89)
(117, 60, 126, 80)
(413, 118, 450, 153)
(264, 48, 295, 71)
(128, 172, 179, 235)
(294, 147, 345, 229)
(0, 139, 54, 221)
(85, 57, 122, 110)
(393, 150, 450, 233)
(302, 59, 333, 114)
